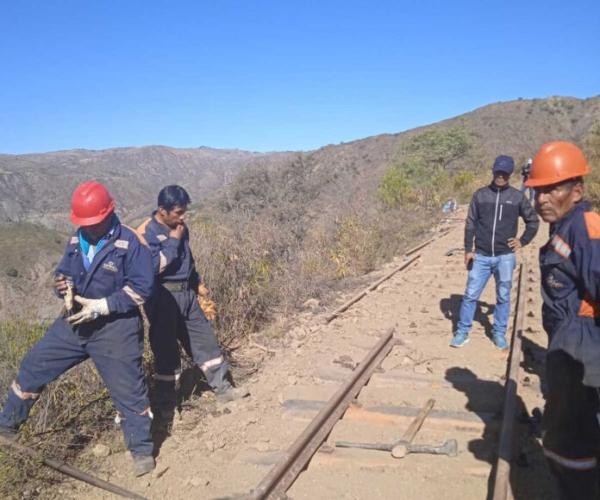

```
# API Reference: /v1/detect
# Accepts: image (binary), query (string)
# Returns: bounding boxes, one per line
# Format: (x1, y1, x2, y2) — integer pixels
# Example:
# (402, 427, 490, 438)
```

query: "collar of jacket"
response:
(550, 201, 590, 235)
(151, 211, 171, 234)
(488, 182, 510, 193)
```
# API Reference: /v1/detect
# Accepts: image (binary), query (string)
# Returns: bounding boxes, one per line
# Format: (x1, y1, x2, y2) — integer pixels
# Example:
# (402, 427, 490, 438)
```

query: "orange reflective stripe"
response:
(584, 212, 600, 239)
(579, 293, 600, 318)
(11, 381, 40, 400)
(200, 356, 224, 372)
(135, 217, 152, 235)
(124, 223, 149, 247)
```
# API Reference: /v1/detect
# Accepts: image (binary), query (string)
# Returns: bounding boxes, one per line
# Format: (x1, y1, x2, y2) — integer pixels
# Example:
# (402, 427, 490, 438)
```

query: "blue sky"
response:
(1, 1, 599, 154)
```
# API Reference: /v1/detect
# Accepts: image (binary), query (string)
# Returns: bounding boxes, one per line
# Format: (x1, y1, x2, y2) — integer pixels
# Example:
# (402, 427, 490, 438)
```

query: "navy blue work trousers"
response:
(148, 286, 228, 391)
(0, 315, 153, 456)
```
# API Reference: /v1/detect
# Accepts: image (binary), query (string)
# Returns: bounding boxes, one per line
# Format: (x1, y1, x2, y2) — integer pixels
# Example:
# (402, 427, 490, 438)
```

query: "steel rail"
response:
(250, 327, 397, 499)
(492, 263, 526, 500)
(0, 436, 147, 500)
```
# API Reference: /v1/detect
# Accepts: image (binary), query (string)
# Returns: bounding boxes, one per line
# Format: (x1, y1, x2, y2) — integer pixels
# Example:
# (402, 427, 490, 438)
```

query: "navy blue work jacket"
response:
(137, 214, 198, 283)
(55, 219, 154, 315)
(540, 201, 600, 386)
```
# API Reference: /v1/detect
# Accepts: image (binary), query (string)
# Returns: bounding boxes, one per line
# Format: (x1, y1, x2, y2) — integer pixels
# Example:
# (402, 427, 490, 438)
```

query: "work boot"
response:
(132, 454, 155, 477)
(493, 334, 508, 350)
(449, 332, 469, 348)
(0, 425, 18, 442)
(215, 385, 250, 403)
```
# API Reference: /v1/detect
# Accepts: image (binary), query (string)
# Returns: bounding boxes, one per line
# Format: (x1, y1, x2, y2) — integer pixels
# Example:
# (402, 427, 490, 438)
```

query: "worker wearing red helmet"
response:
(0, 181, 156, 476)
(526, 142, 600, 498)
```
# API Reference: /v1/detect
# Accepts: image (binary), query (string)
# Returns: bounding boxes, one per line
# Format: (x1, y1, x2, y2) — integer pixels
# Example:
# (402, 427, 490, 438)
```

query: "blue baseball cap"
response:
(492, 155, 515, 175)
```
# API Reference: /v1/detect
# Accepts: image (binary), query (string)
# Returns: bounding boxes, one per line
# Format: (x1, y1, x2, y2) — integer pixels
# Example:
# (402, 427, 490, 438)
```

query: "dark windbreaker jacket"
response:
(464, 183, 539, 256)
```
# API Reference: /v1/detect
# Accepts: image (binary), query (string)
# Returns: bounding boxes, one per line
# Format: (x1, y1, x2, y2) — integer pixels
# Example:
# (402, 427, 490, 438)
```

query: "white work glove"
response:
(66, 296, 110, 325)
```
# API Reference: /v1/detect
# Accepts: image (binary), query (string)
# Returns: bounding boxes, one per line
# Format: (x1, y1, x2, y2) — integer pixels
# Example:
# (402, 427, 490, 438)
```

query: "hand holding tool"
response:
(66, 296, 109, 325)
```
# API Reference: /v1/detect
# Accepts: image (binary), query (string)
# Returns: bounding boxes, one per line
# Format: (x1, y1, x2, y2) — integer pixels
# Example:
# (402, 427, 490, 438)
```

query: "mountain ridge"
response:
(2, 95, 599, 231)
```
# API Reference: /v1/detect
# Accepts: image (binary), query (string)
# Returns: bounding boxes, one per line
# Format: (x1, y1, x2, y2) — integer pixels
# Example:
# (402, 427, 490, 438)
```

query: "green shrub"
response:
(378, 126, 473, 210)
(330, 217, 381, 278)
(377, 165, 415, 207)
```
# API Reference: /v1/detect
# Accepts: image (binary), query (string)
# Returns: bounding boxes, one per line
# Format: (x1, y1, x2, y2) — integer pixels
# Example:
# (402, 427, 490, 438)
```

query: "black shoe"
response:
(216, 386, 250, 403)
(132, 454, 155, 477)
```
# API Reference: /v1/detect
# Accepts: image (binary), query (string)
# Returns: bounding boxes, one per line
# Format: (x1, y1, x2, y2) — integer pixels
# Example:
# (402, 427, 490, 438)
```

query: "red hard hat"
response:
(70, 181, 115, 226)
(525, 141, 590, 187)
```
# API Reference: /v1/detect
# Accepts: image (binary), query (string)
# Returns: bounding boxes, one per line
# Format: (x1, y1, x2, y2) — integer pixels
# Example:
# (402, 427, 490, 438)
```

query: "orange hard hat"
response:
(525, 141, 590, 187)
(70, 181, 115, 226)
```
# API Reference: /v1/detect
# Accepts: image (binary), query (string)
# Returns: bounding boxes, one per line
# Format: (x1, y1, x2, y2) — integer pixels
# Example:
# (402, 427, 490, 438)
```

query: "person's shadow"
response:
(445, 366, 557, 499)
(440, 293, 495, 339)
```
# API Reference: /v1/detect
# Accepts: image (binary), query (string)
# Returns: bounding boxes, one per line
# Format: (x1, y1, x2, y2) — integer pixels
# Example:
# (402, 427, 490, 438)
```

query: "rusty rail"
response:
(492, 263, 526, 500)
(0, 436, 147, 499)
(250, 328, 397, 499)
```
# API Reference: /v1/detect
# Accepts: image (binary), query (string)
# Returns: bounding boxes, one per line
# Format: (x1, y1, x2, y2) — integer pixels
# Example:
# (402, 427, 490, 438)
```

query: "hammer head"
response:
(391, 442, 408, 458)
(391, 439, 458, 458)
(441, 439, 458, 457)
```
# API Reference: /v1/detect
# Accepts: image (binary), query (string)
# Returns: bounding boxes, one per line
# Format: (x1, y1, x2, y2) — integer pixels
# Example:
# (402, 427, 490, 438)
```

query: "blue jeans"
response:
(456, 253, 516, 338)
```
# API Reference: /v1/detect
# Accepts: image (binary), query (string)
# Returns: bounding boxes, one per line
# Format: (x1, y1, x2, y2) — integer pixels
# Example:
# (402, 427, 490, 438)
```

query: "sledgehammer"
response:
(335, 438, 458, 458)
(334, 398, 457, 459)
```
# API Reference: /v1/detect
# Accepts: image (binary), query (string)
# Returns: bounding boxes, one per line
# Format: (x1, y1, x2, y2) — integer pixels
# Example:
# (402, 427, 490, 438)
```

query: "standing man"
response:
(450, 155, 539, 349)
(525, 141, 600, 499)
(521, 158, 534, 202)
(0, 181, 156, 476)
(138, 185, 248, 417)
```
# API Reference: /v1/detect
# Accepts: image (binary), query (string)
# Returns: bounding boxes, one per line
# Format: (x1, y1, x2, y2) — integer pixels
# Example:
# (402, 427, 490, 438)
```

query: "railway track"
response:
(250, 250, 531, 499)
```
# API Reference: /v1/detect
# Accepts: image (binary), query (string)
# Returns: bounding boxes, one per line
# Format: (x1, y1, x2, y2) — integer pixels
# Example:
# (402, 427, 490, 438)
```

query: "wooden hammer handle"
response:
(400, 398, 435, 444)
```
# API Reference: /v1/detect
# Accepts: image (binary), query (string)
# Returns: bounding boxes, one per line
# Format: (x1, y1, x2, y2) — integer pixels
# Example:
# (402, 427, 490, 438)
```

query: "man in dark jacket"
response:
(525, 141, 600, 499)
(138, 185, 248, 418)
(450, 155, 539, 349)
(0, 181, 156, 476)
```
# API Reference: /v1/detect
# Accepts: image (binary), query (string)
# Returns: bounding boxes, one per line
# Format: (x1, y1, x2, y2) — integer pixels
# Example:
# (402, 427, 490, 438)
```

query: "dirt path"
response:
(60, 210, 556, 500)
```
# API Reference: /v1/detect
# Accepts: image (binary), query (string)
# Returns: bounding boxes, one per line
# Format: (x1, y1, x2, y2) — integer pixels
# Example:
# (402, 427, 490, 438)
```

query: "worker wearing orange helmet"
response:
(526, 141, 600, 498)
(0, 181, 156, 476)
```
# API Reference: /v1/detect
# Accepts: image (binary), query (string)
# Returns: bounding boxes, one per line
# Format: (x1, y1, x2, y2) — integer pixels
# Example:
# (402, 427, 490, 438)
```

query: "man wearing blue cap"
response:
(450, 155, 539, 349)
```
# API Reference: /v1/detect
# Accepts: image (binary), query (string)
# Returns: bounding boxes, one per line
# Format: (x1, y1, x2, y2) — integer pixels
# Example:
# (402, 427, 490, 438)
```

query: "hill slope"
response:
(0, 147, 295, 230)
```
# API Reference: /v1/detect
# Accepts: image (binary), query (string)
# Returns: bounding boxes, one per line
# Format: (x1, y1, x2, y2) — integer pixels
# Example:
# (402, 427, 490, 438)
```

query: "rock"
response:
(188, 477, 210, 487)
(302, 298, 321, 311)
(401, 356, 413, 366)
(414, 364, 428, 375)
(92, 444, 111, 458)
(287, 375, 298, 385)
(255, 441, 271, 452)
